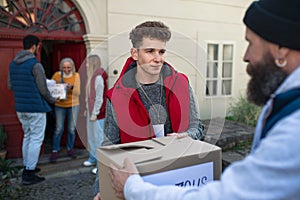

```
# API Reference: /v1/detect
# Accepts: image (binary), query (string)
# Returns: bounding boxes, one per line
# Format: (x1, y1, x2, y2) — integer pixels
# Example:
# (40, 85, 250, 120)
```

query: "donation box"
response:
(97, 136, 222, 200)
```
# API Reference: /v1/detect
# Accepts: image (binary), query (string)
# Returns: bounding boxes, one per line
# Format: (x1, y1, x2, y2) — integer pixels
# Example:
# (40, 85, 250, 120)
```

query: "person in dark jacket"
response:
(8, 35, 58, 185)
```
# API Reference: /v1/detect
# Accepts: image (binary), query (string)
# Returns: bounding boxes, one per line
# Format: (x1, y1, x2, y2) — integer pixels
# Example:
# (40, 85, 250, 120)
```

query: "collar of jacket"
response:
(115, 57, 177, 89)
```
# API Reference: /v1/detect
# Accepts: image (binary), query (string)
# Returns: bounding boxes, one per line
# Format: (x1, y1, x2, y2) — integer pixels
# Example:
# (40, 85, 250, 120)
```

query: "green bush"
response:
(0, 158, 22, 200)
(227, 96, 262, 127)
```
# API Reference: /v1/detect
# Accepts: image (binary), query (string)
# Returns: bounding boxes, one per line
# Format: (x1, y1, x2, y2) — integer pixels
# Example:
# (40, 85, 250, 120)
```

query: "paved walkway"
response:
(7, 119, 255, 199)
(10, 149, 96, 199)
(16, 170, 95, 200)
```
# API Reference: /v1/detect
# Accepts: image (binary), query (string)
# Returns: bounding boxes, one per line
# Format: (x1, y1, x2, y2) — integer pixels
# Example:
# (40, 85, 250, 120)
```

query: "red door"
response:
(52, 43, 86, 72)
(0, 39, 23, 158)
(52, 43, 87, 149)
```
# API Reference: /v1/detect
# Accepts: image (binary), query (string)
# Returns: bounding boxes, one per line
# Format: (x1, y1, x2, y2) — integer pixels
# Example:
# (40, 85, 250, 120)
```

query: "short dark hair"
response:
(129, 21, 171, 48)
(23, 35, 40, 50)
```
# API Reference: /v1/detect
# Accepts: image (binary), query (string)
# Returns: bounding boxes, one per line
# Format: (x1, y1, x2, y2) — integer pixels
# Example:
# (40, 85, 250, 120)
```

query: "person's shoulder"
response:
(107, 86, 116, 98)
(163, 63, 188, 79)
(171, 70, 189, 82)
(269, 109, 300, 138)
(32, 62, 44, 72)
(96, 68, 108, 79)
(51, 71, 60, 79)
(74, 72, 80, 77)
(52, 71, 60, 76)
(176, 70, 188, 77)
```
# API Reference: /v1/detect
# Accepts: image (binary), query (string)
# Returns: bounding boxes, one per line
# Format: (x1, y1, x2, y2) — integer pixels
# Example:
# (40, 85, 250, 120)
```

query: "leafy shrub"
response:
(0, 158, 22, 199)
(227, 96, 262, 127)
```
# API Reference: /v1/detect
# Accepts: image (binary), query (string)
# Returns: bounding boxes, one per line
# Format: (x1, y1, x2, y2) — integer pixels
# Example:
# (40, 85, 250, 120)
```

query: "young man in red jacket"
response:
(93, 21, 204, 199)
(104, 21, 204, 145)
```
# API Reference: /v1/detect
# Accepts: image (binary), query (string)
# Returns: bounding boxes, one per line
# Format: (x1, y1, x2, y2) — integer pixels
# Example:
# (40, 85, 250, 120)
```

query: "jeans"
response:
(17, 112, 46, 170)
(86, 111, 104, 163)
(52, 105, 79, 151)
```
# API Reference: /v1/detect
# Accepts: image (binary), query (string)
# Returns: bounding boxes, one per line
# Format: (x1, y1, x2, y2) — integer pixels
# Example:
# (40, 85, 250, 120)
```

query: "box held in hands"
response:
(97, 136, 222, 200)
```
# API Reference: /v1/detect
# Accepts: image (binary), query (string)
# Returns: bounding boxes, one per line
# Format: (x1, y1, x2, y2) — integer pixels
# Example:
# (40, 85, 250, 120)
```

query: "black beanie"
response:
(243, 0, 300, 51)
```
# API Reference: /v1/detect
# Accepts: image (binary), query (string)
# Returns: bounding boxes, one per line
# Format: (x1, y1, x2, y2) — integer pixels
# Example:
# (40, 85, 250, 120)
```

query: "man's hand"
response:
(90, 115, 97, 121)
(93, 193, 101, 200)
(55, 97, 61, 102)
(109, 157, 139, 199)
(65, 83, 74, 90)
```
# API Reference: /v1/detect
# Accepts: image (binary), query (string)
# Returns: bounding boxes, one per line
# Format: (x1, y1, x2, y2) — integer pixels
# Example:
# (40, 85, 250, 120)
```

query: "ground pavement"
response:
(8, 119, 254, 200)
(11, 149, 96, 199)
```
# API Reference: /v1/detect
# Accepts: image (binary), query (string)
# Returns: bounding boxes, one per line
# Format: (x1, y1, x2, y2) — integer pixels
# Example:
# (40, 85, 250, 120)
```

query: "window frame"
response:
(205, 41, 235, 98)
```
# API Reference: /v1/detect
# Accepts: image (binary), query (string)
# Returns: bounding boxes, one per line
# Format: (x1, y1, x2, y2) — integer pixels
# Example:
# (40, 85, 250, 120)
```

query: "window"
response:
(0, 0, 85, 34)
(206, 43, 234, 97)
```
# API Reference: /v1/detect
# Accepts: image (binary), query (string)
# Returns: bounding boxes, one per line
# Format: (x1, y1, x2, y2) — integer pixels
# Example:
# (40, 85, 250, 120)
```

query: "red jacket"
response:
(107, 57, 190, 143)
(88, 68, 108, 119)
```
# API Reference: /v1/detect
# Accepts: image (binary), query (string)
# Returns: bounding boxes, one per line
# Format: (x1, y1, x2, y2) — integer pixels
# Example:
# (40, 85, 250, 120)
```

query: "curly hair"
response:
(129, 21, 171, 48)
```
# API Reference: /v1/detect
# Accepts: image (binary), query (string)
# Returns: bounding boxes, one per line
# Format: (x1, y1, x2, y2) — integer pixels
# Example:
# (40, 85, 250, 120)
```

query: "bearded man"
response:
(105, 0, 300, 199)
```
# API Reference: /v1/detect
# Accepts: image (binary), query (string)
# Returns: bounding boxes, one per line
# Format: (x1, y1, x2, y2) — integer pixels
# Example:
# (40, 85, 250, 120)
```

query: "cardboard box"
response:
(97, 136, 221, 200)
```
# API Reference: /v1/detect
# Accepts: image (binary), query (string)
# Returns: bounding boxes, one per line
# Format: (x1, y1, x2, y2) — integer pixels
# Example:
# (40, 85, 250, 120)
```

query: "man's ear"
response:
(29, 44, 37, 54)
(130, 48, 138, 60)
(277, 46, 290, 59)
(279, 47, 290, 57)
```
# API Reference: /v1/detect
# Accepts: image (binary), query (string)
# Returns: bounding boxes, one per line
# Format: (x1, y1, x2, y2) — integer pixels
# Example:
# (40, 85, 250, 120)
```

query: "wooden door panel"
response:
(53, 43, 86, 71)
(0, 40, 23, 158)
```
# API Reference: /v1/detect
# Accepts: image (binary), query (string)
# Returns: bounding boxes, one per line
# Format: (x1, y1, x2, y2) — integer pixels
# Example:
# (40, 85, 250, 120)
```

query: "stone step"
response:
(11, 148, 92, 178)
(202, 119, 254, 170)
(203, 119, 254, 151)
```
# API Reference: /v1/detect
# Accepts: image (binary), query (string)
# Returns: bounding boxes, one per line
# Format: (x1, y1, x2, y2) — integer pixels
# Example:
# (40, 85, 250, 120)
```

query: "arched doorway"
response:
(0, 0, 87, 158)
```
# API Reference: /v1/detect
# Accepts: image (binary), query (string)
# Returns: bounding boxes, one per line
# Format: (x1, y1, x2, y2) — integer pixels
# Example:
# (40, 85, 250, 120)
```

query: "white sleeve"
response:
(124, 111, 300, 200)
(124, 174, 201, 200)
(91, 75, 104, 118)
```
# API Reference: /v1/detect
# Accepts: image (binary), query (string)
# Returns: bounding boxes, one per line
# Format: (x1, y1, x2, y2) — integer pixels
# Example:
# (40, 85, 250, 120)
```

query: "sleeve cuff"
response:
(124, 174, 144, 198)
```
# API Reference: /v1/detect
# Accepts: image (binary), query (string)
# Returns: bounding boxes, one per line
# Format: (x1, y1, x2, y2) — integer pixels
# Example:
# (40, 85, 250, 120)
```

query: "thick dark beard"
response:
(246, 53, 288, 106)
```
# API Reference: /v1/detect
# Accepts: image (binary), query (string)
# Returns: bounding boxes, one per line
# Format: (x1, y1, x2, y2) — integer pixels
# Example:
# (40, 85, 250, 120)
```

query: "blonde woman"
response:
(50, 57, 80, 162)
(83, 54, 108, 174)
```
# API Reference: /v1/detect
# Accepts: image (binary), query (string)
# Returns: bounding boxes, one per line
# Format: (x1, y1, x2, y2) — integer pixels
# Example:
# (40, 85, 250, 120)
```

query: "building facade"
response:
(0, 0, 252, 158)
